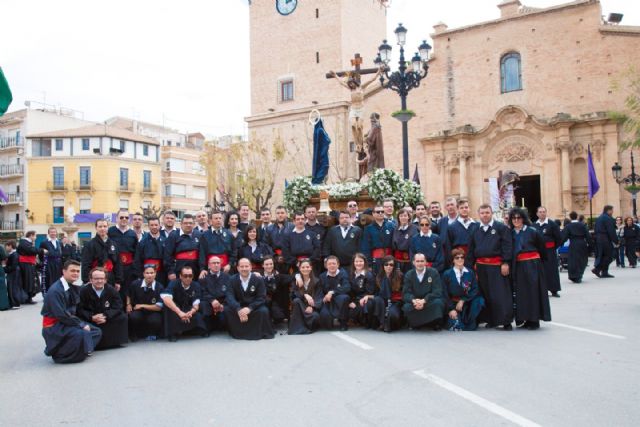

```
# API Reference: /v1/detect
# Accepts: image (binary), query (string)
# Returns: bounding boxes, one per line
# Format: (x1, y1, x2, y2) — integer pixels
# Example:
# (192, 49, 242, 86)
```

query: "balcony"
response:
(0, 220, 23, 231)
(73, 180, 94, 192)
(0, 192, 22, 205)
(46, 181, 68, 192)
(0, 164, 24, 177)
(46, 214, 66, 224)
(0, 136, 23, 151)
(119, 183, 136, 193)
(140, 184, 157, 195)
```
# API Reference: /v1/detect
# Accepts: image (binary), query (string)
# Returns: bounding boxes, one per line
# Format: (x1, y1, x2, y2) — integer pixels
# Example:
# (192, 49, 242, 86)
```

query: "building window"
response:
(79, 166, 91, 188)
(52, 167, 64, 188)
(500, 52, 522, 93)
(120, 168, 129, 189)
(143, 144, 149, 156)
(120, 140, 125, 152)
(119, 199, 129, 210)
(192, 186, 206, 200)
(280, 80, 294, 102)
(82, 138, 90, 150)
(165, 184, 186, 197)
(79, 198, 91, 214)
(167, 158, 186, 172)
(33, 139, 52, 157)
(55, 139, 63, 151)
(53, 206, 65, 224)
(143, 170, 151, 190)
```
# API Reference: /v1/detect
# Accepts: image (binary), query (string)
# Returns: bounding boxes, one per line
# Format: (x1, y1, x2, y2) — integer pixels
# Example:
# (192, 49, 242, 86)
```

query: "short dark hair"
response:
(304, 205, 316, 213)
(95, 218, 108, 227)
(25, 230, 36, 238)
(477, 203, 492, 212)
(569, 211, 578, 220)
(147, 216, 160, 224)
(415, 201, 427, 209)
(5, 240, 16, 249)
(293, 211, 305, 218)
(275, 205, 286, 211)
(260, 208, 271, 214)
(90, 267, 107, 278)
(603, 205, 614, 214)
(182, 213, 194, 221)
(63, 259, 81, 270)
(179, 265, 193, 276)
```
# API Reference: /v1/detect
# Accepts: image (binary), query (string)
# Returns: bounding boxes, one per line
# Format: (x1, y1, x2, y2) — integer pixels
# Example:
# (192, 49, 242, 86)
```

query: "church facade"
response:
(246, 0, 640, 219)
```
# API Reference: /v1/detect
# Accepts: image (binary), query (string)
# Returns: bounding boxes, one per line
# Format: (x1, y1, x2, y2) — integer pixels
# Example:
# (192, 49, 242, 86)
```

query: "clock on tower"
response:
(276, 0, 297, 16)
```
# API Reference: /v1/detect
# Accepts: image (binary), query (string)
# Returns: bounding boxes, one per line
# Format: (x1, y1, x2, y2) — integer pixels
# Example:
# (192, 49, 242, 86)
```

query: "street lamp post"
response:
(611, 150, 640, 218)
(377, 24, 431, 179)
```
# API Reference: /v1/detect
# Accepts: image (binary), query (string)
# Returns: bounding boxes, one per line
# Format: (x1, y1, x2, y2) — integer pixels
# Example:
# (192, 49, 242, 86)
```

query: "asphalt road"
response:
(1, 262, 638, 427)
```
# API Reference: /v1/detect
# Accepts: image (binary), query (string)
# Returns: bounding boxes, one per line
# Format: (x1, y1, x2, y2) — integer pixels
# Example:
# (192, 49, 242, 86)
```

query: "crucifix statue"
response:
(327, 53, 382, 179)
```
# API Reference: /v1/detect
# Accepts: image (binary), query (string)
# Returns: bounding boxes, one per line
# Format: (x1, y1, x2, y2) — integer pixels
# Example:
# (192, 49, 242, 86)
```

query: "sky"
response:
(2, 0, 638, 138)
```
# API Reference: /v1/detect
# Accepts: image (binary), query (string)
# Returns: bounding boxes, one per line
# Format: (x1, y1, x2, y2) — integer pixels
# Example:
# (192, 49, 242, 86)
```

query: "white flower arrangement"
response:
(366, 168, 423, 207)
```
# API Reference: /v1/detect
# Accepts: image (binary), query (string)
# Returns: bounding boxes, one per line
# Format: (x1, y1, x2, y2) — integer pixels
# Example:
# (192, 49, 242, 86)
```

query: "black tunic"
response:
(78, 284, 128, 349)
(402, 268, 445, 328)
(164, 230, 202, 278)
(318, 269, 351, 328)
(512, 226, 551, 324)
(17, 238, 40, 298)
(532, 220, 562, 293)
(161, 280, 207, 337)
(108, 226, 138, 288)
(128, 279, 165, 339)
(594, 213, 617, 273)
(372, 274, 405, 331)
(81, 236, 123, 286)
(622, 225, 640, 266)
(348, 271, 377, 325)
(199, 271, 230, 332)
(133, 233, 166, 285)
(322, 225, 362, 267)
(39, 239, 63, 294)
(263, 272, 293, 322)
(283, 228, 321, 266)
(288, 278, 323, 335)
(4, 251, 26, 306)
(392, 224, 419, 272)
(41, 280, 102, 363)
(447, 219, 479, 260)
(199, 228, 237, 271)
(561, 221, 593, 281)
(224, 274, 275, 340)
(467, 221, 513, 326)
(237, 242, 274, 272)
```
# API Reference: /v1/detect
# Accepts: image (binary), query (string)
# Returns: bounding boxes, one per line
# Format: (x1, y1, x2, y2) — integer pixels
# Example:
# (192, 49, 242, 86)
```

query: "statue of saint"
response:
(365, 112, 385, 173)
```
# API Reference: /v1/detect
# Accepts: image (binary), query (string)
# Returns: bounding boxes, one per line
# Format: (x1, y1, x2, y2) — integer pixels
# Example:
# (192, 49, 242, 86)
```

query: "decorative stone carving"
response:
(573, 193, 588, 209)
(433, 154, 445, 174)
(495, 144, 534, 162)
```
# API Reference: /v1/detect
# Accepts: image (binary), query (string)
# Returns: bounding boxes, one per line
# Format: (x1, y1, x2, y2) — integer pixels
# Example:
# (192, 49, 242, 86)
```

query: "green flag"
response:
(0, 67, 13, 116)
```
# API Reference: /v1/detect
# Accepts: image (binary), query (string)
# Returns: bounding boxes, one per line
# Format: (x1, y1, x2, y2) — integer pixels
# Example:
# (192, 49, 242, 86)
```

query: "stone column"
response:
(458, 151, 473, 199)
(555, 131, 573, 213)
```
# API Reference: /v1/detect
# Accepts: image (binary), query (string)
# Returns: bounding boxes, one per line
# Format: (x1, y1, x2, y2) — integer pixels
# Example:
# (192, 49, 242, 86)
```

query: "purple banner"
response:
(587, 146, 600, 199)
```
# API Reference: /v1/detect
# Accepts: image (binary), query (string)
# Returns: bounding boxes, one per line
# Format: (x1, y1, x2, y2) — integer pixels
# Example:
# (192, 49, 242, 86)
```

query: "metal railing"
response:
(0, 193, 22, 204)
(46, 181, 68, 191)
(119, 183, 136, 192)
(73, 180, 94, 191)
(141, 184, 157, 194)
(0, 220, 24, 231)
(0, 164, 24, 176)
(0, 136, 23, 150)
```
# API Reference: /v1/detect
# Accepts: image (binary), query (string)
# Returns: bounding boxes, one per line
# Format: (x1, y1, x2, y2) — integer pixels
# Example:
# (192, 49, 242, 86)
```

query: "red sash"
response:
(393, 250, 410, 262)
(176, 250, 198, 261)
(545, 241, 555, 249)
(251, 262, 262, 271)
(476, 256, 503, 266)
(372, 248, 391, 259)
(120, 252, 134, 265)
(19, 255, 37, 264)
(91, 259, 114, 272)
(274, 249, 283, 256)
(391, 291, 403, 302)
(42, 316, 58, 328)
(516, 251, 541, 262)
(143, 259, 162, 272)
(425, 261, 433, 268)
(207, 253, 229, 268)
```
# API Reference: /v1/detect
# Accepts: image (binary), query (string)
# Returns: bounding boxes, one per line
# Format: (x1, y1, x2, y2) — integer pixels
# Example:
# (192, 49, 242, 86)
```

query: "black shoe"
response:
(433, 323, 442, 331)
(526, 321, 540, 330)
(339, 322, 348, 331)
(591, 268, 601, 277)
(25, 299, 37, 305)
(484, 323, 496, 329)
(601, 273, 615, 278)
(551, 292, 560, 298)
(201, 331, 210, 338)
(168, 335, 178, 342)
(503, 324, 513, 331)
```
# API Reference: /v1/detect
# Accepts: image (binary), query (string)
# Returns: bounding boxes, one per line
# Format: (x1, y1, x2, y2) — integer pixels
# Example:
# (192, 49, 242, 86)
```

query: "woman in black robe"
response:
(4, 241, 26, 307)
(372, 256, 404, 332)
(509, 208, 551, 330)
(261, 256, 293, 324)
(561, 211, 593, 283)
(225, 212, 244, 274)
(288, 259, 322, 335)
(348, 253, 377, 328)
(391, 208, 418, 273)
(623, 217, 639, 267)
(39, 229, 63, 294)
(0, 245, 8, 310)
(237, 226, 273, 275)
(17, 232, 41, 303)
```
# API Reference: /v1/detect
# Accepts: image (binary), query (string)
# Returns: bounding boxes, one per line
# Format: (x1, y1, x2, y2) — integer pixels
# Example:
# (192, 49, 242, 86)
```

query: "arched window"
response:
(500, 52, 522, 93)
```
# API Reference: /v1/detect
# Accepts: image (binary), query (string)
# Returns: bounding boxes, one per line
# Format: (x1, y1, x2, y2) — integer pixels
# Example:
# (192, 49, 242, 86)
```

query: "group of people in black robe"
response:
(31, 200, 638, 363)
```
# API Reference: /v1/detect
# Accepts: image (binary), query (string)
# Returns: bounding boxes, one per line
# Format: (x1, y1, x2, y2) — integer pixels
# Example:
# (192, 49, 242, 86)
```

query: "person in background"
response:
(323, 211, 362, 268)
(592, 205, 617, 278)
(623, 216, 639, 268)
(237, 225, 273, 274)
(615, 216, 625, 268)
(17, 230, 41, 304)
(561, 211, 594, 283)
(4, 240, 25, 307)
(532, 206, 563, 297)
(38, 227, 63, 295)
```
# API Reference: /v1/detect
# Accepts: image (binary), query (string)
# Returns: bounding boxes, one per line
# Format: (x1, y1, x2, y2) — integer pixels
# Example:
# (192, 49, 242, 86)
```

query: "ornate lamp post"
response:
(204, 201, 213, 215)
(612, 150, 640, 218)
(377, 24, 431, 179)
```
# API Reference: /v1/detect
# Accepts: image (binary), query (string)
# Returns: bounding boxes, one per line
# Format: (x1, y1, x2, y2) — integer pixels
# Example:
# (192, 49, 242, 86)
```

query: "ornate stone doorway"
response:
(514, 175, 541, 221)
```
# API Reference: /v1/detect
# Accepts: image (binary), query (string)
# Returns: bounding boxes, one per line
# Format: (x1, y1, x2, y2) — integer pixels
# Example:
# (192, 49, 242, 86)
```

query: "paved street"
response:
(1, 261, 639, 427)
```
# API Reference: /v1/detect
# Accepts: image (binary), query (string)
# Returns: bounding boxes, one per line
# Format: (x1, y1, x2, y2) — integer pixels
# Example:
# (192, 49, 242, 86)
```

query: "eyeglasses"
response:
(384, 263, 394, 267)
(454, 255, 465, 260)
(348, 204, 357, 208)
(181, 274, 193, 278)
(119, 216, 129, 220)
(374, 210, 384, 214)
(419, 223, 430, 227)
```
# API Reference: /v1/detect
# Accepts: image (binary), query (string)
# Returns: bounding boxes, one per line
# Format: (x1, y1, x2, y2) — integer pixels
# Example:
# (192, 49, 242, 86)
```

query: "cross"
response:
(325, 53, 380, 81)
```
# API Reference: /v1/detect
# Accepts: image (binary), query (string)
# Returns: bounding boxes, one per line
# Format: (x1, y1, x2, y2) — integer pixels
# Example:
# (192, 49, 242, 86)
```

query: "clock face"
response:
(276, 0, 297, 16)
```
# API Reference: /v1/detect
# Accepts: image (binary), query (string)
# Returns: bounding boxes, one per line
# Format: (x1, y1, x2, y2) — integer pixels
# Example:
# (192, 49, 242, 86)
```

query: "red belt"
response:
(251, 262, 262, 270)
(545, 241, 555, 249)
(274, 249, 283, 256)
(372, 248, 391, 259)
(42, 316, 58, 328)
(517, 251, 541, 262)
(454, 245, 468, 254)
(393, 250, 410, 261)
(92, 259, 113, 272)
(19, 255, 37, 264)
(207, 253, 229, 268)
(425, 261, 433, 268)
(391, 291, 402, 302)
(143, 259, 162, 272)
(120, 252, 134, 265)
(176, 250, 198, 261)
(476, 256, 503, 266)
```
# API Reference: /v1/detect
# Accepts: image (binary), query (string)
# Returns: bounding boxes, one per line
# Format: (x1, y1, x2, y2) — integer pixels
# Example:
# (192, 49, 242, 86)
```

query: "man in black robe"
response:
(283, 212, 321, 272)
(128, 265, 164, 340)
(164, 214, 202, 282)
(433, 197, 458, 266)
(18, 230, 40, 303)
(108, 209, 138, 301)
(318, 256, 351, 331)
(593, 205, 617, 278)
(532, 206, 563, 296)
(78, 267, 128, 349)
(198, 211, 235, 277)
(199, 256, 230, 333)
(160, 265, 207, 342)
(4, 240, 26, 307)
(562, 211, 594, 283)
(160, 210, 177, 239)
(238, 203, 252, 233)
(265, 206, 293, 274)
(81, 219, 123, 290)
(133, 216, 166, 286)
(323, 211, 362, 268)
(224, 258, 275, 340)
(402, 253, 445, 330)
(38, 227, 63, 295)
(467, 204, 513, 329)
(446, 198, 478, 267)
(257, 208, 272, 244)
(41, 260, 102, 363)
